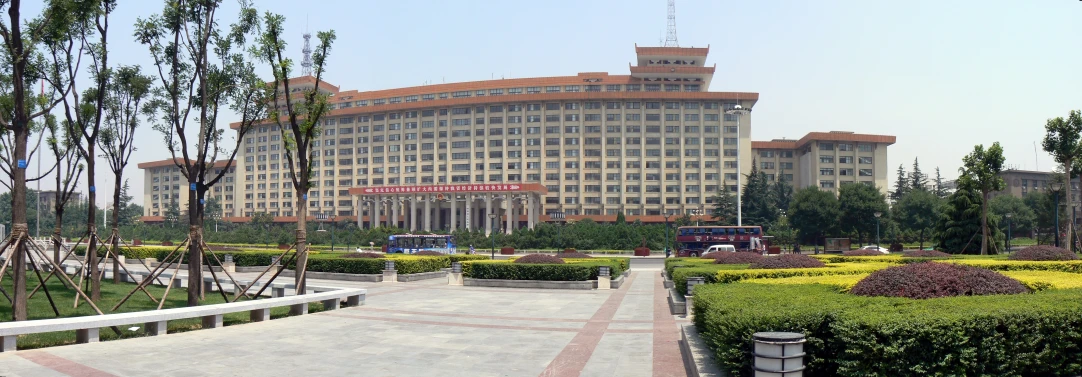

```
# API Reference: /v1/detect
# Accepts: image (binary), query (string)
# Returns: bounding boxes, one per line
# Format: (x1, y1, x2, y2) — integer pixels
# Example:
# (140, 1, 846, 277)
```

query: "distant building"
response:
(38, 190, 82, 212)
(993, 169, 1079, 225)
(751, 131, 896, 196)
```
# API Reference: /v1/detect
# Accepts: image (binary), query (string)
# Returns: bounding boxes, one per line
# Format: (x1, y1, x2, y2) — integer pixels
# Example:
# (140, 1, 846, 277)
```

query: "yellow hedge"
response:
(743, 273, 869, 292)
(713, 262, 891, 284)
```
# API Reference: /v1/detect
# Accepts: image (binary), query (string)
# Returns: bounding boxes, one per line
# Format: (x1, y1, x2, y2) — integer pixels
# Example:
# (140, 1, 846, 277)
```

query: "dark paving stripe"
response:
(538, 272, 639, 377)
(19, 351, 118, 377)
(348, 306, 654, 324)
(653, 271, 688, 376)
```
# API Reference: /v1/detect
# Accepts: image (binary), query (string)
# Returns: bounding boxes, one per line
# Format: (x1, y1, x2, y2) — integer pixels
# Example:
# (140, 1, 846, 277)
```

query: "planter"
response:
(564, 248, 577, 254)
(634, 247, 650, 257)
(161, 241, 174, 246)
(500, 247, 515, 255)
(767, 246, 782, 255)
(132, 239, 143, 246)
(277, 244, 291, 250)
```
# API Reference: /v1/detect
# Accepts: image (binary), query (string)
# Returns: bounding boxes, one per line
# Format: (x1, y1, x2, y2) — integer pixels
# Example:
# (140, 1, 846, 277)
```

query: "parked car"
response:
(859, 245, 890, 254)
(704, 244, 737, 254)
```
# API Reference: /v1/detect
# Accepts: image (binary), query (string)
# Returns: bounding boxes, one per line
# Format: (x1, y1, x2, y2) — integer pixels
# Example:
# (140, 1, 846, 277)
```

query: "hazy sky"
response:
(21, 0, 1082, 206)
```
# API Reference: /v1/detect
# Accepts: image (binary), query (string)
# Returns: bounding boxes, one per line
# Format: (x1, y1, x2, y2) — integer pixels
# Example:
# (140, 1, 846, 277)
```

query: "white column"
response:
(374, 196, 382, 229)
(505, 198, 513, 234)
(526, 194, 535, 230)
(391, 196, 400, 229)
(424, 195, 433, 232)
(410, 197, 418, 232)
(356, 198, 362, 229)
(484, 194, 493, 236)
(450, 195, 458, 232)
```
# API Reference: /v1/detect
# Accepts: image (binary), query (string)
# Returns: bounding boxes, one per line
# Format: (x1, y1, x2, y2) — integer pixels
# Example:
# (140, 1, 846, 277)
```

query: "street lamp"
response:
(330, 214, 337, 252)
(488, 213, 497, 258)
(552, 211, 565, 248)
(873, 212, 882, 249)
(1005, 213, 1013, 253)
(725, 104, 751, 226)
(1052, 181, 1064, 248)
(662, 209, 672, 258)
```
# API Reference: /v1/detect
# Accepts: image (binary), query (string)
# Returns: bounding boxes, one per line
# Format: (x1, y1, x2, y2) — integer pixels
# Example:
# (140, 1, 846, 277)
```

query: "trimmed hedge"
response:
(664, 257, 715, 276)
(902, 250, 952, 258)
(749, 254, 825, 269)
(842, 249, 884, 257)
(694, 283, 1082, 376)
(671, 264, 749, 295)
(515, 254, 566, 264)
(713, 262, 892, 284)
(714, 252, 765, 265)
(463, 258, 629, 281)
(1009, 245, 1079, 261)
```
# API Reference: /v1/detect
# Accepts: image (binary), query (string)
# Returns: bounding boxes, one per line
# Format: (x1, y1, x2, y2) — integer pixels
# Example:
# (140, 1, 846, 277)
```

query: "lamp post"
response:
(330, 214, 337, 252)
(874, 211, 882, 249)
(552, 211, 565, 249)
(725, 104, 751, 226)
(662, 209, 672, 258)
(488, 213, 497, 258)
(1052, 182, 1063, 248)
(1005, 213, 1013, 253)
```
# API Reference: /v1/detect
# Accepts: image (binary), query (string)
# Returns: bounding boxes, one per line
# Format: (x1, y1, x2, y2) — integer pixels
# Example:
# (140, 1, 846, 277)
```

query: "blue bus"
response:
(386, 234, 457, 254)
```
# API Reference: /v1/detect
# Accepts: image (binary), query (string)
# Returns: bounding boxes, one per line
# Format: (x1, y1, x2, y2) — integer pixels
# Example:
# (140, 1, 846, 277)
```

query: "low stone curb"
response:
(275, 269, 448, 282)
(680, 324, 726, 377)
(669, 288, 687, 315)
(463, 271, 628, 290)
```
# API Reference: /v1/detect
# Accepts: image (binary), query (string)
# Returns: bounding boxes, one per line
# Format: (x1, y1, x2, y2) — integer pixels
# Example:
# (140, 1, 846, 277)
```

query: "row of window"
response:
(821, 181, 876, 189)
(326, 86, 709, 110)
(819, 168, 875, 177)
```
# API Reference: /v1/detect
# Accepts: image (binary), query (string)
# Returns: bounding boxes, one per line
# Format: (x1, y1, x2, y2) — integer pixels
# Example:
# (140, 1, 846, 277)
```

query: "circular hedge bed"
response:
(902, 250, 952, 258)
(514, 254, 565, 264)
(712, 252, 764, 265)
(1009, 245, 1079, 261)
(555, 252, 593, 258)
(748, 254, 825, 269)
(850, 262, 1027, 299)
(842, 249, 884, 257)
(341, 252, 385, 258)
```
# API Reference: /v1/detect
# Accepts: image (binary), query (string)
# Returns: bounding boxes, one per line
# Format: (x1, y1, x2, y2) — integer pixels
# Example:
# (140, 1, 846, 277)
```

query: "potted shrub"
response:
(634, 247, 650, 257)
(500, 246, 515, 255)
(278, 243, 291, 250)
(564, 248, 577, 254)
(132, 239, 143, 246)
(161, 241, 174, 246)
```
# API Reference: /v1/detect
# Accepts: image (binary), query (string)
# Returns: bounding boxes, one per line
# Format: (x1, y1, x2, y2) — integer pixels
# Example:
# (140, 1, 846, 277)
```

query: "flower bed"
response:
(849, 262, 1027, 299)
(1009, 245, 1079, 261)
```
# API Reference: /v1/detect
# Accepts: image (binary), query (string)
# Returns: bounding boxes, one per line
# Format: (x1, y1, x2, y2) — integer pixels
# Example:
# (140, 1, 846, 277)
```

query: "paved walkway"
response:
(0, 265, 689, 377)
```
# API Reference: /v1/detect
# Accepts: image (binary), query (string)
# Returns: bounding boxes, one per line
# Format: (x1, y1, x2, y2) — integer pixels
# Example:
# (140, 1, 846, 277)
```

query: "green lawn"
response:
(0, 276, 323, 350)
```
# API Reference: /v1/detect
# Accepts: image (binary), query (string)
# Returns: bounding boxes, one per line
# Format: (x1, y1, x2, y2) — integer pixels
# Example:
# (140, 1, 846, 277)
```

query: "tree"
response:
(788, 187, 840, 250)
(740, 162, 777, 230)
(1041, 110, 1082, 251)
(934, 181, 1004, 254)
(254, 12, 336, 295)
(137, 0, 266, 306)
(891, 164, 908, 201)
(773, 175, 793, 213)
(1024, 189, 1066, 244)
(960, 142, 1006, 255)
(0, 0, 94, 320)
(45, 111, 83, 263)
(710, 182, 737, 225)
(838, 183, 889, 245)
(204, 196, 223, 230)
(116, 180, 141, 226)
(164, 198, 181, 228)
(988, 194, 1035, 243)
(910, 158, 928, 191)
(893, 189, 940, 249)
(615, 212, 626, 225)
(933, 167, 948, 198)
(99, 65, 152, 283)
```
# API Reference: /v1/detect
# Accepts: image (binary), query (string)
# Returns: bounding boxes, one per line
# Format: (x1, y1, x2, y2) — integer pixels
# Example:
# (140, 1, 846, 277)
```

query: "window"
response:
(859, 169, 874, 176)
(839, 143, 854, 151)
(761, 162, 775, 169)
(820, 180, 836, 189)
(819, 142, 834, 151)
(820, 156, 834, 163)
(839, 156, 854, 164)
(840, 168, 854, 176)
(858, 143, 874, 152)
(820, 168, 835, 176)
(859, 157, 873, 164)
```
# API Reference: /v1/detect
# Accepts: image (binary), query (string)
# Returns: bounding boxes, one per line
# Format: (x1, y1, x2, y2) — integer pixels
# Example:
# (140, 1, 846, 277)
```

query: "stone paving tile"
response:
(0, 354, 70, 377)
(580, 333, 655, 377)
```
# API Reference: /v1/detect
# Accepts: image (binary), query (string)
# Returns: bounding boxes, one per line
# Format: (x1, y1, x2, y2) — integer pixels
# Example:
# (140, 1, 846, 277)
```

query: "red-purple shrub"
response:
(1008, 245, 1079, 261)
(843, 249, 884, 257)
(701, 252, 724, 260)
(556, 252, 593, 258)
(748, 254, 825, 269)
(713, 252, 765, 265)
(850, 262, 1028, 299)
(341, 252, 385, 258)
(412, 250, 444, 256)
(902, 250, 952, 258)
(514, 254, 566, 264)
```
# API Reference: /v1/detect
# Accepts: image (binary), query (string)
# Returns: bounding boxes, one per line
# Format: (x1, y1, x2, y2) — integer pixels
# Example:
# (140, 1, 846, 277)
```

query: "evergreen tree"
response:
(789, 187, 841, 247)
(933, 181, 1004, 254)
(165, 199, 182, 228)
(910, 158, 928, 191)
(116, 180, 143, 227)
(615, 212, 626, 225)
(933, 167, 948, 198)
(774, 174, 793, 212)
(740, 162, 778, 230)
(892, 164, 908, 201)
(710, 182, 737, 225)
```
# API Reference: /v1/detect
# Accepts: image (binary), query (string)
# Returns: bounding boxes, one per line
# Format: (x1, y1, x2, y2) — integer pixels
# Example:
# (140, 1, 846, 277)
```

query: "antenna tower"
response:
(301, 31, 313, 76)
(664, 0, 679, 47)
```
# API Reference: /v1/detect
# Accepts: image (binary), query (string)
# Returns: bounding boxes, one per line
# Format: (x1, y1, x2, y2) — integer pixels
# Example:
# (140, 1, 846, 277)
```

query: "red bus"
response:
(674, 225, 766, 257)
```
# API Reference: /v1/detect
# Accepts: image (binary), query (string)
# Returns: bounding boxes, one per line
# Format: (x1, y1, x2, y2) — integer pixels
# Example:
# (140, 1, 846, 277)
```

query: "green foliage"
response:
(934, 184, 1005, 254)
(671, 264, 749, 295)
(989, 194, 1036, 237)
(664, 257, 716, 276)
(893, 189, 941, 248)
(711, 184, 737, 225)
(695, 283, 1082, 376)
(741, 162, 778, 231)
(909, 158, 928, 191)
(774, 176, 793, 212)
(1024, 189, 1068, 243)
(933, 167, 948, 199)
(892, 164, 909, 201)
(463, 258, 629, 281)
(789, 187, 840, 245)
(837, 183, 889, 244)
(961, 142, 1007, 255)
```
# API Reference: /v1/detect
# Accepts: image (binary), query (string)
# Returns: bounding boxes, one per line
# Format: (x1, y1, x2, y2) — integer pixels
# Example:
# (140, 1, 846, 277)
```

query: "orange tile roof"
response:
(274, 76, 340, 93)
(634, 45, 710, 57)
(629, 66, 716, 74)
(137, 157, 237, 169)
(751, 132, 897, 150)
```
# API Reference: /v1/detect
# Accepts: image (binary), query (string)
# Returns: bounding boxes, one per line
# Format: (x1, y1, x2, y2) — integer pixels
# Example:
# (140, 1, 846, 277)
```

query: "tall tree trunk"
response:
(296, 191, 308, 295)
(86, 143, 99, 300)
(1066, 160, 1073, 252)
(186, 173, 203, 306)
(11, 125, 29, 321)
(53, 212, 63, 264)
(918, 229, 924, 250)
(980, 192, 989, 255)
(111, 175, 122, 283)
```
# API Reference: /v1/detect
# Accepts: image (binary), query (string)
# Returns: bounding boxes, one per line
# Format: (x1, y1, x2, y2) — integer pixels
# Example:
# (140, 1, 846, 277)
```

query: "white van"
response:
(704, 244, 737, 254)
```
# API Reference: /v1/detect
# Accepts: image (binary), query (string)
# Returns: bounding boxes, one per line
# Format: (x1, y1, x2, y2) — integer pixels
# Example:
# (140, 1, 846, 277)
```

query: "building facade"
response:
(751, 132, 896, 195)
(139, 159, 237, 221)
(139, 44, 896, 233)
